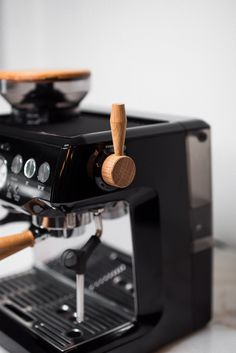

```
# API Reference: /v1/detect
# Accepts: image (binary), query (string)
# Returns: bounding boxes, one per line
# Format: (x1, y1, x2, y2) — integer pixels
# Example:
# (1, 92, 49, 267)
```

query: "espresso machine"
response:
(0, 70, 213, 353)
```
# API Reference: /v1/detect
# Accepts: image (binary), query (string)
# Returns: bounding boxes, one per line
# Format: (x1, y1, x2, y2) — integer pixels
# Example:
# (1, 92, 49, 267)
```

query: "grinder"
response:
(0, 70, 212, 353)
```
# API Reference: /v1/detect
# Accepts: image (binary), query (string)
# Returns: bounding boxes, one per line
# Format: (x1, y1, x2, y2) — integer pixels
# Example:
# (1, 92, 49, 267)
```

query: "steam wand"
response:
(62, 210, 103, 323)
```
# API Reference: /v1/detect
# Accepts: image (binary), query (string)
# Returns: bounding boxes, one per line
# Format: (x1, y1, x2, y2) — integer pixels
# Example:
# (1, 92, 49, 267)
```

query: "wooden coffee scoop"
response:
(101, 104, 136, 188)
(0, 230, 35, 260)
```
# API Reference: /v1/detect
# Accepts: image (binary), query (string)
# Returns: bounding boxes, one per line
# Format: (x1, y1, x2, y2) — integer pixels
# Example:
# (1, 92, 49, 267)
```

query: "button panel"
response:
(0, 137, 59, 207)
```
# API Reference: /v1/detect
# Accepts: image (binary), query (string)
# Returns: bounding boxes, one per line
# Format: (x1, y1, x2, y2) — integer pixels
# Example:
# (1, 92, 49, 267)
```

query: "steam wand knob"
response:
(62, 235, 101, 274)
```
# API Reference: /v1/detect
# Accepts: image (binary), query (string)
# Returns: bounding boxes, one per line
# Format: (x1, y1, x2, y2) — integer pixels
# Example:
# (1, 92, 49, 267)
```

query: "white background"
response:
(0, 0, 236, 241)
(0, 2, 236, 353)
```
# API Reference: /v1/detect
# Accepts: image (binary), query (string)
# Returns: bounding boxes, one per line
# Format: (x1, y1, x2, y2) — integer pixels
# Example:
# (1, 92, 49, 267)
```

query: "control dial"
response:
(0, 156, 7, 189)
(24, 158, 36, 179)
(38, 162, 50, 183)
(11, 154, 23, 174)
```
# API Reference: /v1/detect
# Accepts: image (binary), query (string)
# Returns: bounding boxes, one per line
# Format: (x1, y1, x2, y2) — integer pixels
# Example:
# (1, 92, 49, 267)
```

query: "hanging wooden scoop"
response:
(101, 104, 136, 188)
(0, 230, 35, 260)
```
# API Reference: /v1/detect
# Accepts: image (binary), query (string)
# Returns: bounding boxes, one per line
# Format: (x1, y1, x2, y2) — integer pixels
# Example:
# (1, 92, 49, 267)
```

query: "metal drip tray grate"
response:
(48, 243, 135, 312)
(0, 268, 135, 352)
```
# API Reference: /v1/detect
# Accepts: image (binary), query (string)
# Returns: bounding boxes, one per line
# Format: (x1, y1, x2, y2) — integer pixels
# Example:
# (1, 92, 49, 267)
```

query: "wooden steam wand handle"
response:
(110, 104, 127, 156)
(101, 104, 136, 188)
(0, 230, 35, 260)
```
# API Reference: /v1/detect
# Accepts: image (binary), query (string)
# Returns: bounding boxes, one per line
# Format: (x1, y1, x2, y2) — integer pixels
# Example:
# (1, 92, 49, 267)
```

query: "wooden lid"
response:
(0, 69, 91, 82)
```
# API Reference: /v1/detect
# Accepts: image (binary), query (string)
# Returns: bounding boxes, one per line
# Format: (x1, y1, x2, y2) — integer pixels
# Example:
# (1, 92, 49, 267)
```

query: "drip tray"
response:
(0, 269, 135, 352)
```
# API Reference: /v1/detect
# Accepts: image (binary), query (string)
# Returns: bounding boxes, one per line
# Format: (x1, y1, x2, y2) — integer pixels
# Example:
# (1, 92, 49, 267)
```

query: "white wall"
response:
(1, 0, 236, 241)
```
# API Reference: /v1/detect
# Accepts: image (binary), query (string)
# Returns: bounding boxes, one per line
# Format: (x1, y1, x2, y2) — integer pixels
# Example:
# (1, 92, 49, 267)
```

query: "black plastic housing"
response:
(0, 109, 213, 353)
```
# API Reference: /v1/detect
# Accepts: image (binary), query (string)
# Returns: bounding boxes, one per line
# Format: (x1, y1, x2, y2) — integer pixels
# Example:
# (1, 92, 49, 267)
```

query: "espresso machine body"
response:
(0, 69, 212, 353)
(0, 109, 212, 353)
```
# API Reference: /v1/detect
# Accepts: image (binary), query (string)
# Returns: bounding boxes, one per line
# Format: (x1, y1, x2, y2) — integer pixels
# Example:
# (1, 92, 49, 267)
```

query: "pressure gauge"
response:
(0, 156, 7, 189)
(37, 162, 50, 183)
(24, 158, 36, 179)
(11, 154, 23, 174)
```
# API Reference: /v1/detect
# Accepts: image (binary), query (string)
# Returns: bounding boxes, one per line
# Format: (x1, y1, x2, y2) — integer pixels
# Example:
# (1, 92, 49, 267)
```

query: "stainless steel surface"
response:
(74, 210, 103, 323)
(32, 212, 92, 232)
(0, 260, 134, 352)
(2, 248, 236, 353)
(102, 201, 128, 219)
(76, 274, 84, 323)
(93, 210, 103, 237)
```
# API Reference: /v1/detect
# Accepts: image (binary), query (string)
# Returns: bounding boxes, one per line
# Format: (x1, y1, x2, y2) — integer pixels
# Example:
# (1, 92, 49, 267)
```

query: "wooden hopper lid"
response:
(0, 69, 91, 82)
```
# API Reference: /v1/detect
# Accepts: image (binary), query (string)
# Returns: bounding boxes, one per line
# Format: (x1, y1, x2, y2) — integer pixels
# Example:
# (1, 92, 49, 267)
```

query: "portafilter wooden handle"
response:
(101, 104, 136, 188)
(0, 230, 35, 260)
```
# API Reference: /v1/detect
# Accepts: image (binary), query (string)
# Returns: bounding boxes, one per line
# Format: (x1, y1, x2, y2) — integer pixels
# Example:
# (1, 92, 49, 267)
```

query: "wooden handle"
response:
(110, 104, 127, 156)
(0, 230, 35, 260)
(101, 104, 136, 188)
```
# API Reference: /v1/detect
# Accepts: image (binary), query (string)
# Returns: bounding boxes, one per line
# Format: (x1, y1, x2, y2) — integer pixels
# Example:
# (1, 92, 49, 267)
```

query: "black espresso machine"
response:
(0, 70, 212, 353)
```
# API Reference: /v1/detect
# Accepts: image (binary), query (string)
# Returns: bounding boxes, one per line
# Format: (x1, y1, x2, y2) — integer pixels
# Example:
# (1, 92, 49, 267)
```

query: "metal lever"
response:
(62, 211, 103, 323)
